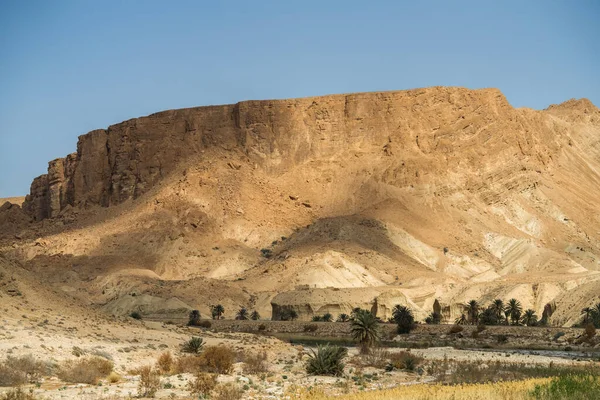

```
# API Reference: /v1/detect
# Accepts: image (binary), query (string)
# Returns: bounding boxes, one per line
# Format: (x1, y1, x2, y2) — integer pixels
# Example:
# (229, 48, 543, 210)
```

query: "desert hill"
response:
(1, 86, 599, 326)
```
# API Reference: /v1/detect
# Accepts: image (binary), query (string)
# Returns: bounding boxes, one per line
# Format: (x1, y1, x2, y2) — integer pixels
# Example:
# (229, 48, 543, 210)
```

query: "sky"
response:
(0, 1, 598, 197)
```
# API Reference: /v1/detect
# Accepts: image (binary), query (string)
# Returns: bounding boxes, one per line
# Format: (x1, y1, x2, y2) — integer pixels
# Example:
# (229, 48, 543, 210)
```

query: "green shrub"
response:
(130, 311, 142, 320)
(181, 337, 204, 354)
(306, 345, 347, 376)
(187, 310, 201, 326)
(531, 374, 600, 400)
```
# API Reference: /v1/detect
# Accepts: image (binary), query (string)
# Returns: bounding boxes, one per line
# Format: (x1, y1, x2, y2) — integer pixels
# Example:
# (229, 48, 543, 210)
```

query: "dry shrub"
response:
(198, 320, 212, 328)
(213, 382, 243, 400)
(199, 346, 235, 374)
(585, 323, 596, 340)
(188, 372, 217, 397)
(242, 351, 268, 374)
(107, 371, 121, 383)
(448, 325, 463, 334)
(0, 387, 38, 400)
(361, 347, 390, 369)
(173, 355, 204, 374)
(156, 352, 173, 374)
(57, 356, 113, 384)
(138, 365, 161, 398)
(387, 351, 423, 372)
(0, 355, 47, 386)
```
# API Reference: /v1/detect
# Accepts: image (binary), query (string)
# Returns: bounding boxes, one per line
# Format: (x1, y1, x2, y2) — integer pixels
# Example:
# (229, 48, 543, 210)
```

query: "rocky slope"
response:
(2, 87, 600, 325)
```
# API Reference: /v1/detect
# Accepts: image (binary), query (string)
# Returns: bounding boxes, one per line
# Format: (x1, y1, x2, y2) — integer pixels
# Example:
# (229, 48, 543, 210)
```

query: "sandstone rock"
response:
(24, 87, 598, 221)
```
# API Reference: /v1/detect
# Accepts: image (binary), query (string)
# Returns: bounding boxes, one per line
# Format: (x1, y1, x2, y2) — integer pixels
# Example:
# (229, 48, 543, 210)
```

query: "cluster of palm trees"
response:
(580, 303, 600, 328)
(235, 307, 261, 320)
(452, 299, 542, 327)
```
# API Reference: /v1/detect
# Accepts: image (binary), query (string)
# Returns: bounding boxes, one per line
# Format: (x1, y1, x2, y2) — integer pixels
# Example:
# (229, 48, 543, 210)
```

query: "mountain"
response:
(2, 86, 599, 326)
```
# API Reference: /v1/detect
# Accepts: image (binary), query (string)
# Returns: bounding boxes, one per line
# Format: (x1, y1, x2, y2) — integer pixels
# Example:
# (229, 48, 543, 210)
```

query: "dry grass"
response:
(213, 383, 244, 400)
(57, 356, 113, 384)
(0, 388, 40, 400)
(289, 378, 552, 400)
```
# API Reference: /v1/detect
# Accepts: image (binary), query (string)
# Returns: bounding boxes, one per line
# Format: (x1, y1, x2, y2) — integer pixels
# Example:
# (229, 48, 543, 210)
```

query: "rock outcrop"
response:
(24, 86, 597, 220)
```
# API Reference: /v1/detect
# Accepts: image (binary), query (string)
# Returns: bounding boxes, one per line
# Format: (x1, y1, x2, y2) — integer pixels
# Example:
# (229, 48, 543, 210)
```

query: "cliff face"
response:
(23, 86, 580, 220)
(10, 86, 600, 325)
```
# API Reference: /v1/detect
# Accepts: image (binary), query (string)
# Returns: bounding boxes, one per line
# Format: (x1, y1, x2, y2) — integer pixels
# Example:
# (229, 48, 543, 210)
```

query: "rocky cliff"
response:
(9, 86, 600, 325)
(24, 86, 589, 220)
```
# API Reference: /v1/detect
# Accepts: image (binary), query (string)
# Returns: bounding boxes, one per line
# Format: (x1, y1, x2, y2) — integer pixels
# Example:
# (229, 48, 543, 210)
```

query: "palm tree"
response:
(350, 310, 380, 354)
(250, 310, 260, 320)
(521, 309, 538, 326)
(322, 313, 333, 322)
(492, 299, 505, 321)
(581, 307, 592, 324)
(465, 300, 480, 325)
(236, 307, 249, 320)
(392, 305, 415, 334)
(211, 304, 225, 320)
(425, 312, 441, 324)
(187, 309, 201, 326)
(505, 299, 522, 325)
(337, 313, 350, 322)
(455, 314, 468, 325)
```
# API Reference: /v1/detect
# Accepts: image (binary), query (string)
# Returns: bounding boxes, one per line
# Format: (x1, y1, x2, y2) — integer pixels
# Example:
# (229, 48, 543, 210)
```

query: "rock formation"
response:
(5, 86, 600, 325)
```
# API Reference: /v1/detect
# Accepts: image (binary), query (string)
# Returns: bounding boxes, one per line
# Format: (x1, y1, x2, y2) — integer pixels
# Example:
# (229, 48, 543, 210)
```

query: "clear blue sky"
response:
(0, 1, 598, 197)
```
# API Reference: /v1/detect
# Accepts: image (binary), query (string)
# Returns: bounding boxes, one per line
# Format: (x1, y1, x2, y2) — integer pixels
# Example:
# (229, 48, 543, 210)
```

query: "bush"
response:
(361, 347, 390, 369)
(304, 324, 318, 332)
(242, 351, 268, 374)
(213, 382, 244, 400)
(156, 352, 173, 374)
(449, 325, 464, 334)
(199, 346, 235, 374)
(0, 388, 38, 400)
(199, 320, 212, 328)
(386, 351, 422, 372)
(181, 337, 204, 354)
(497, 334, 509, 344)
(585, 323, 596, 340)
(0, 355, 47, 386)
(531, 374, 600, 400)
(258, 323, 266, 331)
(306, 345, 347, 376)
(138, 366, 161, 398)
(188, 310, 201, 326)
(57, 356, 113, 384)
(188, 372, 217, 397)
(130, 311, 142, 320)
(173, 355, 203, 374)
